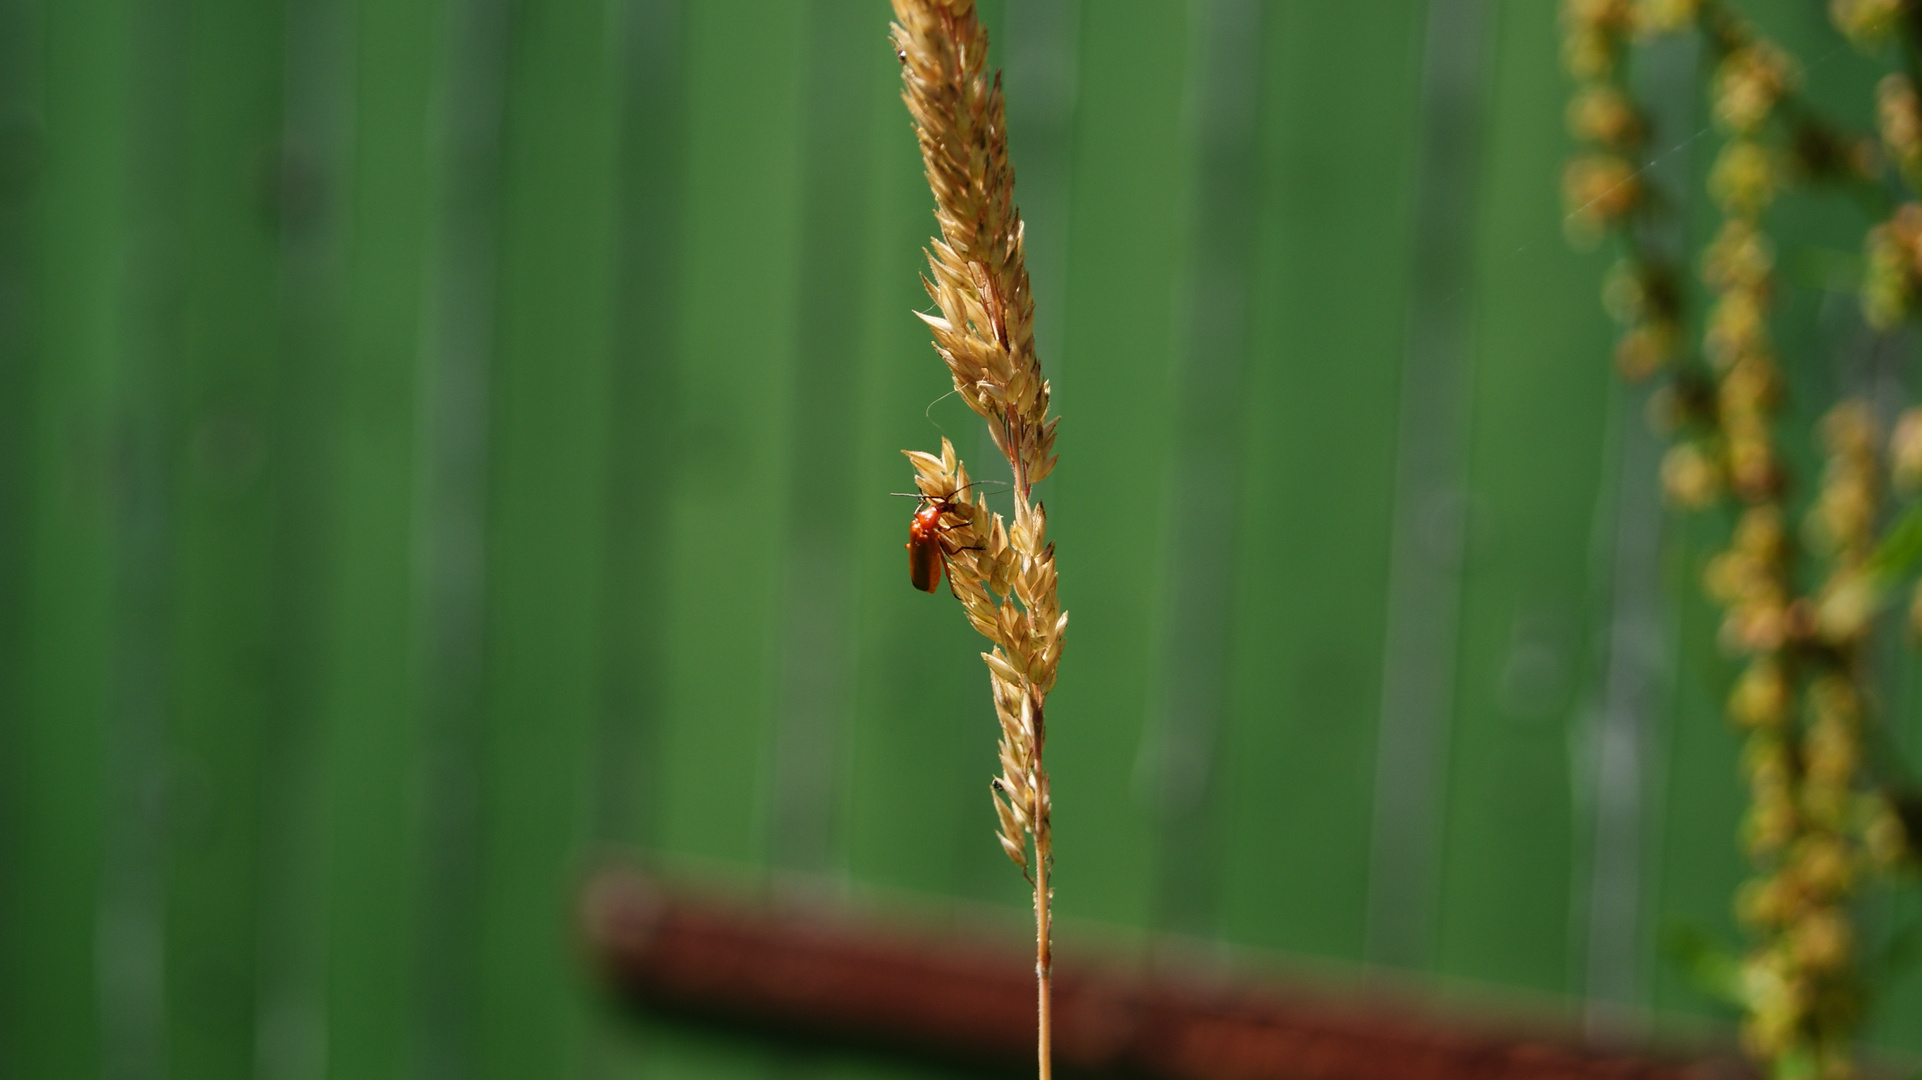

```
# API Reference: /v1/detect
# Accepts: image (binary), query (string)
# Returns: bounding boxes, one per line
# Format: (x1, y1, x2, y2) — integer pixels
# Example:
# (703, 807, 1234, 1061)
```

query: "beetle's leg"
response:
(930, 514, 977, 538)
(932, 530, 989, 601)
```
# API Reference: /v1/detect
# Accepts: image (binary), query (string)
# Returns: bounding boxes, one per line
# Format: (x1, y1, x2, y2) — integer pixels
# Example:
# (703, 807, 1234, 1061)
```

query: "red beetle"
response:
(894, 483, 988, 594)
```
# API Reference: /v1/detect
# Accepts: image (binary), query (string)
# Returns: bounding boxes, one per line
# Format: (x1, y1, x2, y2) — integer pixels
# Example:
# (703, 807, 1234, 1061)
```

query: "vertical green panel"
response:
(1432, 0, 1614, 994)
(1214, 0, 1426, 962)
(478, 0, 619, 1074)
(166, 0, 284, 1073)
(0, 0, 32, 722)
(1039, 0, 1189, 931)
(106, 0, 187, 1072)
(595, 0, 682, 850)
(6, 0, 118, 1075)
(653, 0, 803, 866)
(321, 0, 435, 1076)
(1139, 0, 1261, 937)
(1641, 21, 1743, 1037)
(255, 0, 353, 1074)
(765, 0, 880, 875)
(1000, 0, 1078, 386)
(1360, 0, 1486, 974)
(0, 5, 35, 994)
(412, 0, 507, 1069)
(1569, 29, 1696, 1026)
(1648, 512, 1747, 1025)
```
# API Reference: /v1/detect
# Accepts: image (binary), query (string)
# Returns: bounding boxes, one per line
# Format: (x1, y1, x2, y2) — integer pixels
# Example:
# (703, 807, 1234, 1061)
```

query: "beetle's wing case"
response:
(908, 525, 943, 592)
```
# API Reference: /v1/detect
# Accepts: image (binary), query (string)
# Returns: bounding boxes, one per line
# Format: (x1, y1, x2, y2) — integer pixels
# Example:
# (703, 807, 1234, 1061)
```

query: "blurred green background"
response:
(4, 0, 1921, 1076)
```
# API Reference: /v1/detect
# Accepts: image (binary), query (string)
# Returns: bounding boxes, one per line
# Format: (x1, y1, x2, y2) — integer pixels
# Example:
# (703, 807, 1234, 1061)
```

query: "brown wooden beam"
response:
(581, 871, 1748, 1080)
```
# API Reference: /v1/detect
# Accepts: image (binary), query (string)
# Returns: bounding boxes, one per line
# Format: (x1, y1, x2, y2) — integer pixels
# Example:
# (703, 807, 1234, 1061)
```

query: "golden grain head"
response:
(895, 0, 1065, 916)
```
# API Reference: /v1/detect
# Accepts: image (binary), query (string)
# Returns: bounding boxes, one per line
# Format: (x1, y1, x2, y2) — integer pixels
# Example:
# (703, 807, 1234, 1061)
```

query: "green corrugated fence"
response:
(4, 0, 1920, 1077)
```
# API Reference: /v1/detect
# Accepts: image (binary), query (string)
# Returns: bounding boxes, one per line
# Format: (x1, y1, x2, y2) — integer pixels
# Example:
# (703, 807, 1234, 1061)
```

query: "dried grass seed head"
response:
(893, 0, 1057, 491)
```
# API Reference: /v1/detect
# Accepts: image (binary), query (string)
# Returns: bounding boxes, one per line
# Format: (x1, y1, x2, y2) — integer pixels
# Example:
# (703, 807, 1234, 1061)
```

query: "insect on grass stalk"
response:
(890, 2, 1065, 1076)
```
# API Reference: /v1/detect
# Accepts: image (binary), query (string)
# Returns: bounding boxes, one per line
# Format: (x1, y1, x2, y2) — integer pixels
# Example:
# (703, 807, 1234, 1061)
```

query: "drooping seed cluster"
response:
(1876, 75, 1922, 185)
(1561, 4, 1919, 1076)
(1831, 0, 1906, 43)
(1695, 16, 1875, 1077)
(1860, 203, 1922, 330)
(1561, 0, 1685, 381)
(1560, 0, 1641, 246)
(1890, 407, 1922, 491)
(1810, 405, 1880, 573)
(1699, 14, 1792, 506)
(1861, 58, 1922, 661)
(1698, 219, 1782, 506)
(891, 0, 1065, 885)
(1710, 37, 1795, 134)
(1864, 79, 1922, 328)
(1723, 402, 1905, 1075)
(1728, 668, 1866, 1069)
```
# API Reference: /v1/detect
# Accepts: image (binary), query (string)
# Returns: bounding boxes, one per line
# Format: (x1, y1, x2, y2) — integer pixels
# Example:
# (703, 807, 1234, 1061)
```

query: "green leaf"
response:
(1867, 503, 1922, 582)
(1660, 920, 1746, 1007)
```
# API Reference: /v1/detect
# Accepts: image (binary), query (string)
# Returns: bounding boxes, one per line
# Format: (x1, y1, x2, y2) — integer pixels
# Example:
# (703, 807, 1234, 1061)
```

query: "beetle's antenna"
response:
(888, 479, 1008, 499)
(924, 386, 960, 426)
